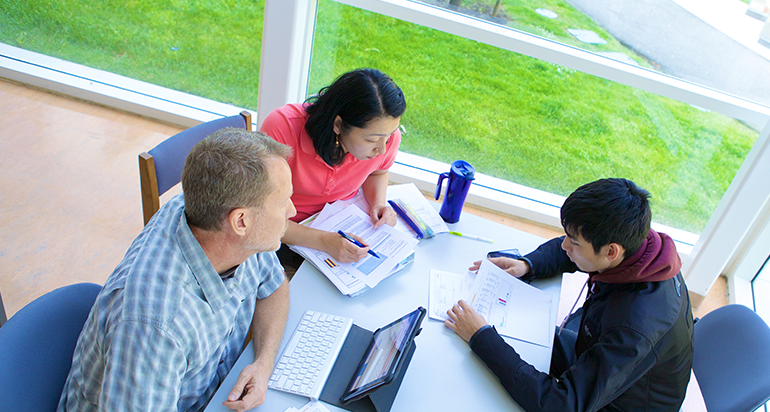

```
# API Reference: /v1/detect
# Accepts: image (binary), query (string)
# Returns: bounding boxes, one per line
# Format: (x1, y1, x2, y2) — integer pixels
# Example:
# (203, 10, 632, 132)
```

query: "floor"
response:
(0, 79, 728, 321)
(0, 79, 182, 317)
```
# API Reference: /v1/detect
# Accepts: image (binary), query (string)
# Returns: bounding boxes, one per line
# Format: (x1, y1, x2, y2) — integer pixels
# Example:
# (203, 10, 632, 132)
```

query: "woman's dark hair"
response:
(304, 68, 406, 166)
(561, 178, 651, 259)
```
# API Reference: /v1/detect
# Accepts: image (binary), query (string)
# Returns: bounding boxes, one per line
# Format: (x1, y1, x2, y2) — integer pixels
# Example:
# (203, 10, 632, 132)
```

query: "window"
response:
(3, 0, 769, 304)
(310, 0, 760, 236)
(408, 0, 770, 109)
(0, 0, 265, 109)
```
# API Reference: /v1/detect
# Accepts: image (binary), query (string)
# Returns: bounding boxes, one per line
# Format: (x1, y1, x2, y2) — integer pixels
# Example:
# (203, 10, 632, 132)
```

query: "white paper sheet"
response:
(428, 269, 476, 321)
(469, 259, 553, 347)
(297, 401, 333, 412)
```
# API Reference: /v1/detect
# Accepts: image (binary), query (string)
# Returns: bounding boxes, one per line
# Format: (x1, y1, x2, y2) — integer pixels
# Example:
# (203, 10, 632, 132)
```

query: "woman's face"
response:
(335, 116, 401, 161)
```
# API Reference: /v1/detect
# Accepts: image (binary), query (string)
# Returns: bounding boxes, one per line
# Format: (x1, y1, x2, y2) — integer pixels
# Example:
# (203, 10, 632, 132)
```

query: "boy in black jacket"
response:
(445, 178, 693, 412)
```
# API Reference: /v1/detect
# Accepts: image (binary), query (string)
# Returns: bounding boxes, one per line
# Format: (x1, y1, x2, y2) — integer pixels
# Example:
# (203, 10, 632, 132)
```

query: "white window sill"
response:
(0, 41, 697, 255)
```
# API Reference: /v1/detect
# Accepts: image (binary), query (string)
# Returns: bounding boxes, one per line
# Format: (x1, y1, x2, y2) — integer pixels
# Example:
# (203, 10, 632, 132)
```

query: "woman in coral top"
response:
(259, 68, 406, 272)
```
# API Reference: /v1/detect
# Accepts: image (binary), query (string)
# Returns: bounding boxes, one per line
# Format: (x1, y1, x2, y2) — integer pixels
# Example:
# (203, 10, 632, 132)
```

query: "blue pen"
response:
(337, 230, 381, 258)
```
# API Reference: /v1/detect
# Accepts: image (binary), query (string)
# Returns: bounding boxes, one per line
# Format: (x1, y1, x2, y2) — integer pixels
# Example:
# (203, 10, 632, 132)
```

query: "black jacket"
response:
(470, 237, 693, 412)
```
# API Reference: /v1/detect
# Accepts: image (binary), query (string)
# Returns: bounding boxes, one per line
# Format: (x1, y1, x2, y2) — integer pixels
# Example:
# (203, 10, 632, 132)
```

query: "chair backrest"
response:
(692, 304, 770, 412)
(139, 111, 252, 225)
(0, 282, 102, 412)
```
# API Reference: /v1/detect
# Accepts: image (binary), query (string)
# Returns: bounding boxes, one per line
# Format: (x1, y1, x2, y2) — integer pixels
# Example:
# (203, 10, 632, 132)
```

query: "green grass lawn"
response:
(0, 0, 264, 107)
(310, 0, 758, 232)
(0, 0, 758, 233)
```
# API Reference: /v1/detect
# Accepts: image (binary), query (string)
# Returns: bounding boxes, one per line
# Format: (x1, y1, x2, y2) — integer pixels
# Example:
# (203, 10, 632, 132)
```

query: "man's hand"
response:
(469, 257, 530, 278)
(444, 300, 489, 343)
(370, 203, 397, 229)
(222, 362, 270, 411)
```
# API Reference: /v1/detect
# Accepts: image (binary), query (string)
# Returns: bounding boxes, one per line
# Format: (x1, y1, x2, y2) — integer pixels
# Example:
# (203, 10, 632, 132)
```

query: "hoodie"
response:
(468, 232, 693, 412)
(590, 230, 681, 285)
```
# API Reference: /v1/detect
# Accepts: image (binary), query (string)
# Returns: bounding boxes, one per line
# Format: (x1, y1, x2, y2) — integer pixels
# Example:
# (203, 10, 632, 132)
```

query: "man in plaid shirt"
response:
(58, 128, 296, 412)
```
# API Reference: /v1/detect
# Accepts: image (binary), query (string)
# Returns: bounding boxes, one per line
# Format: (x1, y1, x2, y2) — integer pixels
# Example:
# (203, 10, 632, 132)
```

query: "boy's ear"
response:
(606, 243, 625, 263)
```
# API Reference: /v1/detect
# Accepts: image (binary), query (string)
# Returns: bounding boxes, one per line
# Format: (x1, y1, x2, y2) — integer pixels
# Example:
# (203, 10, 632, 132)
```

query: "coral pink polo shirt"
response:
(260, 104, 401, 222)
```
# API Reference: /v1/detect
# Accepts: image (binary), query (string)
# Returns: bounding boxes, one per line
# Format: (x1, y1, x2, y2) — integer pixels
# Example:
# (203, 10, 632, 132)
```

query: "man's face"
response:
(561, 232, 613, 273)
(246, 157, 296, 253)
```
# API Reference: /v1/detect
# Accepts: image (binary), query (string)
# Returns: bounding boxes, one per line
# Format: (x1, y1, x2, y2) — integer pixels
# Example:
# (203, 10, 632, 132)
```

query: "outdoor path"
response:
(674, 0, 770, 62)
(564, 0, 770, 108)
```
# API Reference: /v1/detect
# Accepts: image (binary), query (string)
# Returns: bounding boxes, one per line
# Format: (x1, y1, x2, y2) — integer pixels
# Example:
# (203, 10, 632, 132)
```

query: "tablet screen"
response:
(341, 307, 425, 403)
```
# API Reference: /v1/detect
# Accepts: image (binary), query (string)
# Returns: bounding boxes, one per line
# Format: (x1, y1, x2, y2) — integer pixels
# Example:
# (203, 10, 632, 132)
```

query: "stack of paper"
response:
(291, 184, 448, 296)
(291, 204, 418, 296)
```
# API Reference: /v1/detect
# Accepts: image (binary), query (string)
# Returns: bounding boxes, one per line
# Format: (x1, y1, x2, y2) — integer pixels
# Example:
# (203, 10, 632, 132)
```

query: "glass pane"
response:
(0, 0, 264, 109)
(310, 0, 760, 234)
(408, 0, 770, 108)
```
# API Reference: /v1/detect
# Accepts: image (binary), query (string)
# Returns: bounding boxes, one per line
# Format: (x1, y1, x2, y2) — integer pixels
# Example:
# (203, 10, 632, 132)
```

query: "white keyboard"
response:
(268, 310, 353, 401)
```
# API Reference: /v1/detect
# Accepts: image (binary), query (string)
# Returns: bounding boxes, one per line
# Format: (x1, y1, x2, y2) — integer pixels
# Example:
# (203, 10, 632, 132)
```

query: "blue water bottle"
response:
(435, 160, 476, 223)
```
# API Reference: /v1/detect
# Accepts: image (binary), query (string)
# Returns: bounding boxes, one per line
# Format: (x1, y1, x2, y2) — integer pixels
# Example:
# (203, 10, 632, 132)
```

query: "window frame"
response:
(0, 43, 244, 127)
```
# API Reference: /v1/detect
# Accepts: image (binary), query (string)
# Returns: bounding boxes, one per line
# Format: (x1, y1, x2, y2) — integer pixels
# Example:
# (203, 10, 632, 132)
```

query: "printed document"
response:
(468, 259, 553, 347)
(282, 400, 333, 412)
(428, 269, 476, 321)
(313, 183, 448, 238)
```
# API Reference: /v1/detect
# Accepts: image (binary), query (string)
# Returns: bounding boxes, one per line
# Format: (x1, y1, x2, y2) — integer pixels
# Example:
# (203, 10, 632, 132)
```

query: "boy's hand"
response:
(444, 300, 489, 342)
(469, 257, 530, 278)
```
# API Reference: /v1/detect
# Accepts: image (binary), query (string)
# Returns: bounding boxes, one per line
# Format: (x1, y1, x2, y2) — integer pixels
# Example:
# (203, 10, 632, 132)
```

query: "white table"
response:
(206, 209, 561, 412)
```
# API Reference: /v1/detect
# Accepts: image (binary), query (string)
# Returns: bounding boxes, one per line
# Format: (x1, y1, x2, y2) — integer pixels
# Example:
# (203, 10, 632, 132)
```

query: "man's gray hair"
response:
(182, 128, 292, 231)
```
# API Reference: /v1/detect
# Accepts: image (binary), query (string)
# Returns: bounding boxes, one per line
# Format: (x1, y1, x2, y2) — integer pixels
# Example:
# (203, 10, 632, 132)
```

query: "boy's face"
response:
(561, 232, 617, 273)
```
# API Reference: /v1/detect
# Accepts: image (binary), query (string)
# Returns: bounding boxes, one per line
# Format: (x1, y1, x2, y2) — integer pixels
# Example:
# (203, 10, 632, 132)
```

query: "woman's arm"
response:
(280, 169, 395, 263)
(361, 169, 397, 229)
(281, 221, 368, 263)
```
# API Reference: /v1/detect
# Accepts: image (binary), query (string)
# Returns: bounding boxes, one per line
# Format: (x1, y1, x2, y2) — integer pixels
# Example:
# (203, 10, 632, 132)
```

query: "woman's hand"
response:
(469, 257, 530, 278)
(322, 231, 369, 263)
(444, 300, 489, 343)
(370, 203, 397, 229)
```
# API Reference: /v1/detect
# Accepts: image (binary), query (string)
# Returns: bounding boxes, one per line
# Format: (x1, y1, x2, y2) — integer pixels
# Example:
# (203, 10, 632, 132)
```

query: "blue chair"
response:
(692, 304, 770, 412)
(0, 282, 101, 412)
(139, 111, 252, 225)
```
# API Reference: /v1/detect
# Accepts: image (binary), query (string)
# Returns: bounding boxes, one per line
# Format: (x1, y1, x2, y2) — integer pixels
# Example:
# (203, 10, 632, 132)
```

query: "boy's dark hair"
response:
(561, 178, 651, 259)
(304, 68, 406, 167)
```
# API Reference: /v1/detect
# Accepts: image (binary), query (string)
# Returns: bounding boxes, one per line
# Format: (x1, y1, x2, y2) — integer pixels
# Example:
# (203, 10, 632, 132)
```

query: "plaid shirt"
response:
(58, 194, 285, 411)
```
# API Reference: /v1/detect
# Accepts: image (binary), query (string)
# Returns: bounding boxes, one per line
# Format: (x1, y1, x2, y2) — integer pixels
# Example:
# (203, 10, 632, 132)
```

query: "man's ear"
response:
(605, 243, 625, 263)
(227, 207, 249, 237)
